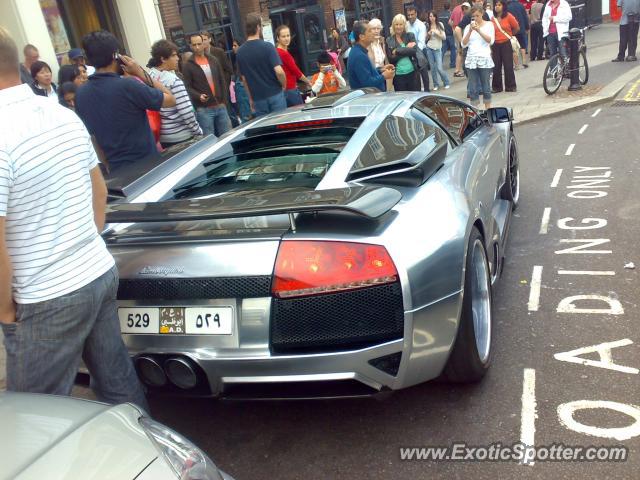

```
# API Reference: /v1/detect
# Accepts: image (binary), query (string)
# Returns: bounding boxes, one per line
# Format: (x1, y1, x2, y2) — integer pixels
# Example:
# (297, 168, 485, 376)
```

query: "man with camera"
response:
(75, 30, 175, 172)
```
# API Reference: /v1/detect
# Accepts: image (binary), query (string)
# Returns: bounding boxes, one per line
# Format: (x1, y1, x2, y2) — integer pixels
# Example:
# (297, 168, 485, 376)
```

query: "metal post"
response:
(568, 28, 582, 91)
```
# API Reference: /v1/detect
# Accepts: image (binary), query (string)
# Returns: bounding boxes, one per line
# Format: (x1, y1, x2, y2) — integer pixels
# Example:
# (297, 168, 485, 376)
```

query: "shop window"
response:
(358, 0, 383, 21)
(179, 0, 236, 53)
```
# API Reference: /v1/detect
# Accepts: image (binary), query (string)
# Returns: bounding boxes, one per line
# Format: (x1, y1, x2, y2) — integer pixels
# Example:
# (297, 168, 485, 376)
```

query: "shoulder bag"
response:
(493, 17, 521, 53)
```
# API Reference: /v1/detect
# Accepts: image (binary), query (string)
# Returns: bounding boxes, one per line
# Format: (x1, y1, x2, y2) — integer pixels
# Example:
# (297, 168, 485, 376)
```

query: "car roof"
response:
(248, 90, 430, 129)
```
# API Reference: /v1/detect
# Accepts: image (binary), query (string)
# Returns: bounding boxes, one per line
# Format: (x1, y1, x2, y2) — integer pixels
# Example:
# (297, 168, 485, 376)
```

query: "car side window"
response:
(416, 97, 483, 143)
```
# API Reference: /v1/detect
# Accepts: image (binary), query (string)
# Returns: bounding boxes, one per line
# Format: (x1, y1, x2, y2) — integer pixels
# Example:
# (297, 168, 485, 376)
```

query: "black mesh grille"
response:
(117, 276, 271, 300)
(271, 283, 404, 354)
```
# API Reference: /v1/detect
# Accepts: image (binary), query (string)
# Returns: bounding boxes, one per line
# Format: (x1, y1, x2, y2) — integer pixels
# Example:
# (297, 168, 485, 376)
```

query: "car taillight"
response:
(272, 240, 398, 298)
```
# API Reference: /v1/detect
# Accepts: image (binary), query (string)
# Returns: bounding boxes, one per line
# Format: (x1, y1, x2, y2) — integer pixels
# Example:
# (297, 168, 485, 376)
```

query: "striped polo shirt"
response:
(0, 84, 114, 304)
(149, 69, 202, 144)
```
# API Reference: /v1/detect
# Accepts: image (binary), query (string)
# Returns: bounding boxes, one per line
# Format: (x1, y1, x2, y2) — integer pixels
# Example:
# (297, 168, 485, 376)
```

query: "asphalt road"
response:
(96, 92, 640, 479)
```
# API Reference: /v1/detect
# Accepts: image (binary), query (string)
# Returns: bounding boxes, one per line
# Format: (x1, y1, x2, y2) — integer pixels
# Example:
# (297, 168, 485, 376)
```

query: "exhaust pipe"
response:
(164, 357, 198, 390)
(135, 356, 167, 387)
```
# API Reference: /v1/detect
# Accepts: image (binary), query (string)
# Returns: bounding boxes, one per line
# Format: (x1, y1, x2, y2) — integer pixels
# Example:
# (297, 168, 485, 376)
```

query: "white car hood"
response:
(0, 392, 158, 480)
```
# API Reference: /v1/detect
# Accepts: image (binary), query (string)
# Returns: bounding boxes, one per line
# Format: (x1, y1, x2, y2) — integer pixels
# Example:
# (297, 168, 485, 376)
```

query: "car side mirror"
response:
(486, 107, 513, 123)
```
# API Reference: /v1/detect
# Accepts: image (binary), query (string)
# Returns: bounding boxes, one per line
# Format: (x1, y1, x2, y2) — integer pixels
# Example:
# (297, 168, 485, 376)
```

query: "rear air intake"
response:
(271, 282, 404, 354)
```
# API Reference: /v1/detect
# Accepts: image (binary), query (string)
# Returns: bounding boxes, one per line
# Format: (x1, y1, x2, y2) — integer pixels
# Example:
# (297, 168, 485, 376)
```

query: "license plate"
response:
(118, 307, 233, 335)
(118, 308, 160, 334)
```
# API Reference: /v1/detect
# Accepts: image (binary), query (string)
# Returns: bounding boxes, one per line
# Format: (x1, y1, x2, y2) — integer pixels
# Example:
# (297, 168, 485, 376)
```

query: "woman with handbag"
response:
(386, 14, 421, 92)
(491, 0, 520, 93)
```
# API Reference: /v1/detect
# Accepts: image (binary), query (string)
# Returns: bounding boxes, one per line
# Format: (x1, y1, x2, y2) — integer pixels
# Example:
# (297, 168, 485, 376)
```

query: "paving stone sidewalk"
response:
(437, 22, 640, 123)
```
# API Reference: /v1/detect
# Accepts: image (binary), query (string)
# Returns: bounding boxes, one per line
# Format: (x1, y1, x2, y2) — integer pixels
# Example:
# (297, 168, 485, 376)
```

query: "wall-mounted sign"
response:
(334, 8, 347, 34)
(262, 18, 275, 45)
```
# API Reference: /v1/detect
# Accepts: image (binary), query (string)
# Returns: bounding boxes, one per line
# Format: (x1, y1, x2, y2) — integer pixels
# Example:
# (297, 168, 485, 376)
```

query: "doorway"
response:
(58, 0, 125, 50)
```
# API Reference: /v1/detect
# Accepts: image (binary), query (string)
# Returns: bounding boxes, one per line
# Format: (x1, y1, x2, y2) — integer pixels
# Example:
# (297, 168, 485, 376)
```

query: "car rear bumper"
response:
(122, 290, 462, 399)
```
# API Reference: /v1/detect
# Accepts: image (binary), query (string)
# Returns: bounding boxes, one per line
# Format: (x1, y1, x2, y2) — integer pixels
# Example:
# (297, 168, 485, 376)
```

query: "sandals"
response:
(454, 71, 465, 77)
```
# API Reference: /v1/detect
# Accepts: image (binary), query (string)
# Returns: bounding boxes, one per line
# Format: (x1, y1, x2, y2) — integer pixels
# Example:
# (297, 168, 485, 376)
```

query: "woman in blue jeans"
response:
(462, 6, 496, 109)
(425, 11, 451, 90)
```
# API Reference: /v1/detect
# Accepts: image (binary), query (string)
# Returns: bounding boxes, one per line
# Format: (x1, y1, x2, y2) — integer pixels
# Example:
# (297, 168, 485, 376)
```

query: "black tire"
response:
(543, 54, 564, 95)
(503, 134, 520, 208)
(443, 227, 493, 383)
(578, 50, 589, 85)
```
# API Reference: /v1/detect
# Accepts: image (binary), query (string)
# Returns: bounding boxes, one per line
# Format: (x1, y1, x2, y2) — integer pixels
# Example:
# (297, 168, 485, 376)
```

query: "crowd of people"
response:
(342, 0, 580, 107)
(7, 1, 584, 174)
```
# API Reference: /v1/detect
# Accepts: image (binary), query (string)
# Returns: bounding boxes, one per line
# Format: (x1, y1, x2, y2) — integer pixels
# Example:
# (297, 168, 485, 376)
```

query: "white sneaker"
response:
(433, 86, 439, 91)
(444, 85, 450, 89)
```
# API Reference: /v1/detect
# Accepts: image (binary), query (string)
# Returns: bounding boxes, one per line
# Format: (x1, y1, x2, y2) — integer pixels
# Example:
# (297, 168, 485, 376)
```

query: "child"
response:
(310, 51, 346, 96)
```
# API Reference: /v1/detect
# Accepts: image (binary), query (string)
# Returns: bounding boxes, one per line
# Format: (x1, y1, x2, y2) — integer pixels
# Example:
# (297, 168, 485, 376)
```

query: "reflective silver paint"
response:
(108, 92, 516, 396)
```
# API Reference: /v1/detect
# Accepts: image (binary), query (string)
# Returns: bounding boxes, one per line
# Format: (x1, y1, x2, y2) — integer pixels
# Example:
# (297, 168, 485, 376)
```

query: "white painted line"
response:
(528, 266, 543, 312)
(539, 208, 551, 234)
(565, 144, 575, 156)
(558, 270, 616, 276)
(591, 108, 601, 117)
(520, 368, 537, 466)
(550, 169, 563, 188)
(578, 124, 589, 135)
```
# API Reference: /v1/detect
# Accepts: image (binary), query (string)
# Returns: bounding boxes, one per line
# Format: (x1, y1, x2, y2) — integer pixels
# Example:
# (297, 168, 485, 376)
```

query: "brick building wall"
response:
(322, 0, 344, 31)
(158, 0, 181, 38)
(237, 0, 262, 18)
(157, 0, 465, 42)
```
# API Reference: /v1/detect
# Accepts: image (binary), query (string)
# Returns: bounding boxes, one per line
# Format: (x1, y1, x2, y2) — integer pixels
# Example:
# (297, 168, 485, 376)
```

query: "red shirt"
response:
(519, 0, 533, 11)
(549, 4, 559, 34)
(450, 5, 465, 26)
(277, 47, 303, 90)
(492, 13, 520, 43)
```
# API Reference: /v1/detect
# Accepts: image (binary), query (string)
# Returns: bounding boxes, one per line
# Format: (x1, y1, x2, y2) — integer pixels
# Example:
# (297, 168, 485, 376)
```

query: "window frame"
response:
(413, 96, 486, 145)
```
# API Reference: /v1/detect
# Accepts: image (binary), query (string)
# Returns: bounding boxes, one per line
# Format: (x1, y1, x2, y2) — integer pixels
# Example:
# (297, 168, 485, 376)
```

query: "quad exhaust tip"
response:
(164, 357, 198, 390)
(135, 356, 167, 387)
(135, 355, 199, 390)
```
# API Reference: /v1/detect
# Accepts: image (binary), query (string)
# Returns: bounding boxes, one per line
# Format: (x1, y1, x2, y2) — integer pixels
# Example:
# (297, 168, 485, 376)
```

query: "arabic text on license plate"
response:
(118, 308, 160, 334)
(184, 307, 233, 335)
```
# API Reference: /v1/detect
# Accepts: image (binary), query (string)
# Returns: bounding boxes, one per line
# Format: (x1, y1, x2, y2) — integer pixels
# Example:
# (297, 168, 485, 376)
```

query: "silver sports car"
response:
(104, 89, 519, 399)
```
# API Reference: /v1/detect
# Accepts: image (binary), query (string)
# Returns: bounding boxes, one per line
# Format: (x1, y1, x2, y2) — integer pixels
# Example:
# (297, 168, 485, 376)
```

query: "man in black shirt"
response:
(75, 31, 175, 171)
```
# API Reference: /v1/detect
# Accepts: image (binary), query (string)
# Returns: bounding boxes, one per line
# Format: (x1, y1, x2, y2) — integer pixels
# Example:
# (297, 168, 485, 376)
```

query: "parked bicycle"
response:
(543, 27, 589, 95)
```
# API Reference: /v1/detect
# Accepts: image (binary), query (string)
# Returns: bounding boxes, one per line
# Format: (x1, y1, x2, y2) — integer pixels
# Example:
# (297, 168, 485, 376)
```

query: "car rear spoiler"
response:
(105, 186, 402, 230)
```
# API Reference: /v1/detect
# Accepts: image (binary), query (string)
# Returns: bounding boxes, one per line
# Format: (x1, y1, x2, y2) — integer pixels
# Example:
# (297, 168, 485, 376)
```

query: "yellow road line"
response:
(623, 79, 640, 102)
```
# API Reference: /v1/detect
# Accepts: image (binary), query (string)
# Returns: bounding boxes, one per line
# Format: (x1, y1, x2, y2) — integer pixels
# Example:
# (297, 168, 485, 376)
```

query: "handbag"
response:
(493, 17, 521, 53)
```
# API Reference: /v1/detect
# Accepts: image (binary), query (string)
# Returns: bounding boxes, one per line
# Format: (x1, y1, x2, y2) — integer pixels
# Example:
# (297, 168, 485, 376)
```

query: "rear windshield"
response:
(165, 121, 362, 200)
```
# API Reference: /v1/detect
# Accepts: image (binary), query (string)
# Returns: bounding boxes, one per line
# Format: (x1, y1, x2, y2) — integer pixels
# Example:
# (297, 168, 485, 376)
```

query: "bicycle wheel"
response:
(578, 50, 589, 85)
(543, 54, 564, 95)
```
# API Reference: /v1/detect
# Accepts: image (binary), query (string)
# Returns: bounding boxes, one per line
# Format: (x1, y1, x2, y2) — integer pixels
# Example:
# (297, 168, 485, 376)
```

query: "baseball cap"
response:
(461, 2, 471, 7)
(68, 48, 85, 59)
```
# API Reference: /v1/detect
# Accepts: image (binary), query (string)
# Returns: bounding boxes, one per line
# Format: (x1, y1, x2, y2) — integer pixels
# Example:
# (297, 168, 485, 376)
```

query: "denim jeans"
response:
(426, 47, 450, 88)
(253, 91, 287, 118)
(441, 35, 457, 68)
(284, 88, 303, 107)
(1, 266, 148, 410)
(546, 33, 567, 60)
(233, 78, 253, 122)
(196, 104, 232, 137)
(467, 67, 492, 104)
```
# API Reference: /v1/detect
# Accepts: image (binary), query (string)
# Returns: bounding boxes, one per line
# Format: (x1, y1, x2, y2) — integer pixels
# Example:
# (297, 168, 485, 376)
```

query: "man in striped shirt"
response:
(0, 27, 147, 409)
